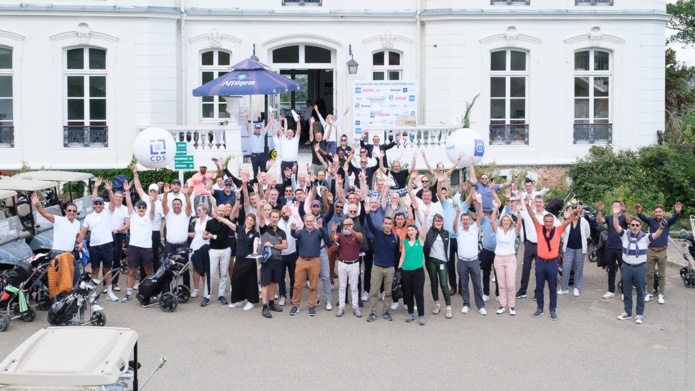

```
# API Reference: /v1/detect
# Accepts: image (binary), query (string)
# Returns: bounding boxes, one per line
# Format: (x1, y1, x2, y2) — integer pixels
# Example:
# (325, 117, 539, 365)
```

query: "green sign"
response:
(176, 142, 187, 155)
(174, 155, 194, 162)
(175, 162, 194, 170)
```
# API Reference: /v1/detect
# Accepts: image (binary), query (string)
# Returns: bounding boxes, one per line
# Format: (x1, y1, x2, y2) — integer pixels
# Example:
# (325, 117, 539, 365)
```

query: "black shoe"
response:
(269, 302, 283, 312)
(515, 290, 527, 299)
(200, 298, 210, 307)
(218, 296, 228, 305)
(367, 313, 377, 322)
(383, 312, 393, 321)
(262, 307, 272, 318)
(358, 301, 364, 308)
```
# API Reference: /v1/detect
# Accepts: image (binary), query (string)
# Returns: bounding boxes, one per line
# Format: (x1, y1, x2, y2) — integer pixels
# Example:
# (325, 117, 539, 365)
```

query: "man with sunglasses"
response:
(92, 177, 129, 293)
(468, 157, 513, 212)
(120, 181, 156, 303)
(613, 206, 666, 324)
(77, 180, 118, 302)
(213, 178, 237, 207)
(132, 165, 165, 272)
(31, 193, 82, 286)
(337, 135, 352, 157)
(162, 183, 194, 292)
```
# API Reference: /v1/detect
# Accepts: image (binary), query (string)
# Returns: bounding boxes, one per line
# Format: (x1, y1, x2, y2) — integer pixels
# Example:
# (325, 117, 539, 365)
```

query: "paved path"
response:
(2, 256, 694, 390)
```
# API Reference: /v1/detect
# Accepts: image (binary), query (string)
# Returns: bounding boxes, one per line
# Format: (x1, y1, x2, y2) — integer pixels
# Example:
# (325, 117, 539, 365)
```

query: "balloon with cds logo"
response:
(446, 128, 485, 168)
(133, 127, 177, 169)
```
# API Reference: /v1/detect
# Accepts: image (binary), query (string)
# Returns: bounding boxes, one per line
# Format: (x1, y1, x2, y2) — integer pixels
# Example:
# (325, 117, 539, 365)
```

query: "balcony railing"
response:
(63, 125, 108, 148)
(490, 0, 530, 5)
(0, 125, 13, 148)
(575, 0, 613, 5)
(282, 0, 322, 6)
(365, 125, 460, 150)
(166, 125, 233, 151)
(573, 123, 612, 144)
(489, 124, 529, 145)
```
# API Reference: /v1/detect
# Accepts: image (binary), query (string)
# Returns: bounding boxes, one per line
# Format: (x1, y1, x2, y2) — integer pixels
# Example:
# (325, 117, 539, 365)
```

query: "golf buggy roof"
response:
(14, 171, 93, 182)
(0, 178, 60, 192)
(0, 189, 16, 200)
(0, 327, 138, 387)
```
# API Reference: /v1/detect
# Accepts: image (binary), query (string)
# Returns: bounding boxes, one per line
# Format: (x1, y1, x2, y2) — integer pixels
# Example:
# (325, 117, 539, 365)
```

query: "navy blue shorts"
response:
(127, 245, 154, 269)
(90, 242, 114, 269)
(260, 259, 283, 286)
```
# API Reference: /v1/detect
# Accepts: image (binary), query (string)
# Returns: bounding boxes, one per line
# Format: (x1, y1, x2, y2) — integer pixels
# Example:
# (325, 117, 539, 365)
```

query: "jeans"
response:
(535, 259, 558, 312)
(425, 257, 451, 306)
(621, 262, 647, 316)
(518, 241, 537, 294)
(479, 248, 499, 298)
(561, 247, 585, 291)
(338, 261, 360, 309)
(362, 246, 374, 294)
(401, 267, 425, 317)
(369, 265, 394, 314)
(494, 254, 516, 309)
(292, 256, 320, 308)
(646, 248, 667, 295)
(279, 252, 298, 299)
(207, 248, 231, 298)
(318, 247, 333, 303)
(458, 258, 485, 309)
(447, 237, 458, 292)
(604, 247, 624, 293)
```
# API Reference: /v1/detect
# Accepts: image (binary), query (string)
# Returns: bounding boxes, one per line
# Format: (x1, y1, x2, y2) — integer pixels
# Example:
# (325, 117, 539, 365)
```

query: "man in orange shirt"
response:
(524, 200, 575, 321)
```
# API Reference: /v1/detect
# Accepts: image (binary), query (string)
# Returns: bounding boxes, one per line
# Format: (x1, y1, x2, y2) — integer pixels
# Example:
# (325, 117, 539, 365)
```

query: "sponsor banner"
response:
(352, 80, 418, 138)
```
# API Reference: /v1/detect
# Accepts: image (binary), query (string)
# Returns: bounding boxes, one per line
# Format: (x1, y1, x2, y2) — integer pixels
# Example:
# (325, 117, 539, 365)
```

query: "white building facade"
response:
(0, 0, 669, 170)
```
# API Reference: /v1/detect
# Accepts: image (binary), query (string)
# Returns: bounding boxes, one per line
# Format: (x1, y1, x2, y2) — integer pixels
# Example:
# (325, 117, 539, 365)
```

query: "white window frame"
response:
(200, 49, 232, 120)
(489, 49, 528, 125)
(372, 50, 402, 81)
(573, 49, 611, 125)
(0, 45, 13, 147)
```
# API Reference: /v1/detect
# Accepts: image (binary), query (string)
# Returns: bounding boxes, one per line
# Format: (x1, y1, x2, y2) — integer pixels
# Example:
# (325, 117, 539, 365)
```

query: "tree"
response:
(667, 0, 695, 45)
(664, 48, 695, 142)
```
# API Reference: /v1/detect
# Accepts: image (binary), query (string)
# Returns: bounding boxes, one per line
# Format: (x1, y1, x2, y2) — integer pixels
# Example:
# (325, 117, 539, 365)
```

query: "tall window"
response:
(574, 49, 611, 143)
(372, 51, 401, 81)
(489, 49, 528, 144)
(0, 46, 12, 147)
(65, 47, 108, 147)
(201, 50, 231, 119)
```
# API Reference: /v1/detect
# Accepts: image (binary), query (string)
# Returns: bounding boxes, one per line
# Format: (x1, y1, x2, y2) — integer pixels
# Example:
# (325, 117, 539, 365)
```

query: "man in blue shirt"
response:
(635, 201, 682, 304)
(468, 156, 512, 211)
(289, 214, 332, 316)
(596, 201, 628, 299)
(213, 178, 236, 206)
(364, 216, 400, 322)
(243, 111, 268, 178)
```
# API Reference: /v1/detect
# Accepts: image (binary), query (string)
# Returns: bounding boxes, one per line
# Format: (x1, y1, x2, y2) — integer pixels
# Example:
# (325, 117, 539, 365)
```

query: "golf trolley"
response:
(136, 248, 192, 312)
(671, 218, 695, 287)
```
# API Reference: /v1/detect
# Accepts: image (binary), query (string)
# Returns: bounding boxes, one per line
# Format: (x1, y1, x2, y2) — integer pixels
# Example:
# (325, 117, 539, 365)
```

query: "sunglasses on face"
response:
(94, 202, 103, 205)
(341, 139, 347, 141)
(343, 223, 353, 226)
(349, 211, 358, 214)
(422, 181, 429, 184)
(335, 206, 344, 209)
(196, 209, 203, 213)
(481, 177, 489, 180)
(66, 209, 77, 213)
(225, 184, 232, 187)
(137, 206, 147, 210)
(630, 224, 641, 227)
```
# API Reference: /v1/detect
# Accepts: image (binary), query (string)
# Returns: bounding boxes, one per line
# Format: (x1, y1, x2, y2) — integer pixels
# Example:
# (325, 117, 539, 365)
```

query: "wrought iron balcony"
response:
(573, 123, 612, 144)
(63, 125, 108, 148)
(0, 125, 13, 148)
(575, 0, 613, 5)
(489, 124, 529, 145)
(282, 0, 322, 6)
(490, 0, 530, 5)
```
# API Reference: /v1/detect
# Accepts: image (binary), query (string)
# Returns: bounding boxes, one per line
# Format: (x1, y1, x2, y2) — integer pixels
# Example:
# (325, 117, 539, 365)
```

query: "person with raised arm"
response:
(490, 197, 522, 316)
(315, 106, 349, 156)
(161, 182, 194, 290)
(397, 222, 427, 325)
(92, 177, 129, 292)
(259, 210, 289, 318)
(132, 165, 165, 271)
(595, 201, 628, 299)
(243, 110, 268, 177)
(120, 180, 155, 303)
(468, 156, 512, 212)
(454, 196, 487, 316)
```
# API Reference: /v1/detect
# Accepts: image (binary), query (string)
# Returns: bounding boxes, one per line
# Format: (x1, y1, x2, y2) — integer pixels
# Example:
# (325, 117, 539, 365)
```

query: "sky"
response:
(667, 0, 695, 65)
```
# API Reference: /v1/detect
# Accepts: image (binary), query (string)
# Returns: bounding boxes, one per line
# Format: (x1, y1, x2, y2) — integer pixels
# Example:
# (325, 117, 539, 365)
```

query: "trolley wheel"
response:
(21, 306, 36, 323)
(680, 267, 689, 279)
(37, 295, 52, 311)
(588, 249, 597, 263)
(175, 285, 191, 304)
(0, 314, 9, 332)
(90, 310, 107, 327)
(617, 281, 623, 294)
(159, 293, 178, 313)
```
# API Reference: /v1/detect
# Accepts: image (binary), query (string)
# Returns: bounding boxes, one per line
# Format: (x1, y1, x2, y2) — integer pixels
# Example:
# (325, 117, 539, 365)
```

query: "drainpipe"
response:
(416, 0, 422, 125)
(179, 0, 187, 126)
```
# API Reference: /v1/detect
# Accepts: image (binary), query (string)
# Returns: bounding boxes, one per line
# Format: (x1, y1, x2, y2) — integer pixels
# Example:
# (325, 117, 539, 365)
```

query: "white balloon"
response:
(133, 127, 177, 169)
(446, 128, 485, 168)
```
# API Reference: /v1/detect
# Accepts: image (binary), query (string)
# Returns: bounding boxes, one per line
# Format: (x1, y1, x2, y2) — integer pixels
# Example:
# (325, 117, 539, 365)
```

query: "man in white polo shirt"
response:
(454, 198, 486, 316)
(77, 180, 118, 302)
(132, 165, 165, 272)
(162, 182, 193, 288)
(31, 193, 82, 286)
(120, 181, 155, 303)
(279, 117, 301, 176)
(92, 177, 130, 292)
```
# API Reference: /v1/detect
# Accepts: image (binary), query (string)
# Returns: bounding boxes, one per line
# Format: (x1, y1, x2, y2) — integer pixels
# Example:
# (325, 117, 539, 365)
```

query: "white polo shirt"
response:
(106, 203, 129, 231)
(456, 224, 480, 259)
(82, 209, 114, 246)
(129, 211, 153, 248)
(280, 136, 300, 162)
(144, 200, 164, 231)
(52, 216, 81, 252)
(278, 216, 299, 255)
(165, 211, 190, 244)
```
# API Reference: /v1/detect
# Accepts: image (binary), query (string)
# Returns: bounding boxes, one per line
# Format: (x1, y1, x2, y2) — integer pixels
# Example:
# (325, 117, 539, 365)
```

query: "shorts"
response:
(90, 242, 114, 269)
(127, 245, 154, 269)
(260, 258, 283, 286)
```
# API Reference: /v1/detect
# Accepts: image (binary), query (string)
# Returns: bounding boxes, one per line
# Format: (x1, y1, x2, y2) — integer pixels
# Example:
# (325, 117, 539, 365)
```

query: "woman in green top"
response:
(398, 224, 427, 325)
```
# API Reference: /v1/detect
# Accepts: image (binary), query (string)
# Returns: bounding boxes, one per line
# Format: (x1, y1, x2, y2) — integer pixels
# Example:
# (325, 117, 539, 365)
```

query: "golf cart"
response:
(0, 189, 34, 267)
(0, 327, 166, 390)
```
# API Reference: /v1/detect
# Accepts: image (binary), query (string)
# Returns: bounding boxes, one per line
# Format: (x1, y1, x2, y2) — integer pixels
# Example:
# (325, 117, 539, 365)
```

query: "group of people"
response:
(32, 110, 684, 325)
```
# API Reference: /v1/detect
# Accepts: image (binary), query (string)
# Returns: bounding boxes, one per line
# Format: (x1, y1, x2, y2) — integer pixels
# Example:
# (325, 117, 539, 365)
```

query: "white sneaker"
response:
(617, 312, 632, 321)
(573, 288, 580, 297)
(602, 292, 615, 299)
(279, 296, 286, 306)
(496, 306, 506, 315)
(478, 308, 487, 316)
(243, 302, 255, 311)
(509, 307, 516, 316)
(228, 302, 242, 308)
(557, 290, 569, 295)
(134, 283, 139, 290)
(657, 294, 665, 304)
(635, 315, 643, 324)
(461, 305, 470, 314)
(390, 302, 399, 310)
(361, 291, 369, 301)
(482, 295, 489, 302)
(291, 109, 300, 122)
(107, 290, 119, 302)
(645, 294, 653, 302)
(190, 289, 199, 298)
(325, 302, 333, 311)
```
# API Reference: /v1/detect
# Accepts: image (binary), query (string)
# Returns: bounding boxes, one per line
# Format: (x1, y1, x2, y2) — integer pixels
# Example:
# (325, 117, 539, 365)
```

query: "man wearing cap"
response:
(166, 178, 188, 210)
(133, 165, 165, 272)
(190, 162, 215, 209)
(120, 181, 155, 303)
(214, 178, 237, 207)
(92, 177, 129, 292)
(244, 110, 268, 178)
(162, 183, 193, 289)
